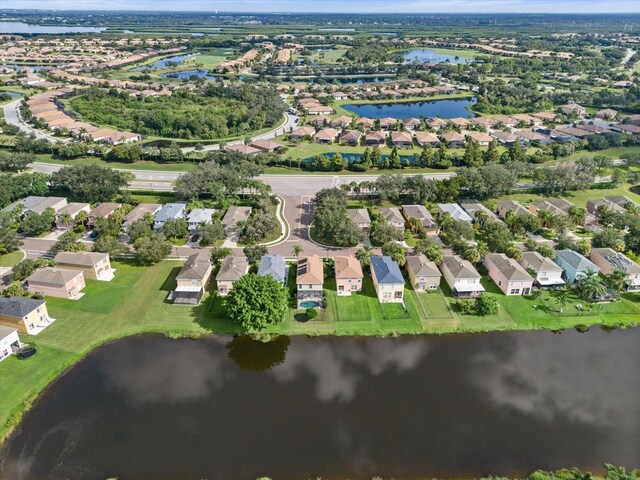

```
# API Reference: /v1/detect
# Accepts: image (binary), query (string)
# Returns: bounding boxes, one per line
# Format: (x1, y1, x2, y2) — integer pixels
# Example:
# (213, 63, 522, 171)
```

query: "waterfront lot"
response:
(2, 258, 640, 443)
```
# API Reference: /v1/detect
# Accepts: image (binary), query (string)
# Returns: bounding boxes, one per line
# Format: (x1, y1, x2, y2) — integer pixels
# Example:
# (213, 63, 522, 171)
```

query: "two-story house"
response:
(370, 256, 405, 303)
(590, 248, 640, 291)
(172, 251, 213, 304)
(439, 255, 485, 297)
(405, 254, 442, 292)
(296, 255, 324, 308)
(0, 297, 55, 335)
(334, 256, 363, 295)
(519, 251, 565, 288)
(554, 249, 600, 284)
(484, 253, 534, 296)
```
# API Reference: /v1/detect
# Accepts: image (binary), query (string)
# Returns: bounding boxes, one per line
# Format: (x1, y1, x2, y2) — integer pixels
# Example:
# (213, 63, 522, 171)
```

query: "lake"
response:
(132, 53, 199, 71)
(162, 69, 216, 80)
(402, 48, 474, 64)
(0, 22, 106, 34)
(1, 329, 639, 479)
(342, 97, 477, 119)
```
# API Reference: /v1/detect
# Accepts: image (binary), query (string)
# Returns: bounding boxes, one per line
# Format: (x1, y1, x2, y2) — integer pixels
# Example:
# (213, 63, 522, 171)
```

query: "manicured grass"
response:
(563, 146, 640, 162)
(33, 154, 198, 172)
(0, 250, 23, 267)
(3, 257, 640, 445)
(130, 193, 177, 204)
(496, 183, 640, 209)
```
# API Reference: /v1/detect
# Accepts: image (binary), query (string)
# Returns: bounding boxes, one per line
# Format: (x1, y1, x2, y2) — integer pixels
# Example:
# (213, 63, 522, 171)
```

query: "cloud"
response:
(101, 337, 231, 406)
(270, 338, 429, 402)
(2, 0, 640, 12)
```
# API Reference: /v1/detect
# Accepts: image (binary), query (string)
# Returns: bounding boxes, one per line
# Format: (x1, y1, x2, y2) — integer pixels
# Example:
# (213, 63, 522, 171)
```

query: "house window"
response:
(429, 284, 437, 290)
(394, 291, 403, 298)
(510, 289, 520, 294)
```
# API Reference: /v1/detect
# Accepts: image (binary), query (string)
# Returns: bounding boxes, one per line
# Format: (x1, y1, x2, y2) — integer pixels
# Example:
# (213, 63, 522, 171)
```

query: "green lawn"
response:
(2, 258, 640, 445)
(497, 183, 640, 209)
(0, 251, 23, 267)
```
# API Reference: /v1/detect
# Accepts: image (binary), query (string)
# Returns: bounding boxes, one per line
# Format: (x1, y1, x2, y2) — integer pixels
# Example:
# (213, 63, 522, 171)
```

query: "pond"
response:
(0, 22, 106, 34)
(1, 329, 639, 479)
(1, 91, 22, 99)
(342, 97, 477, 119)
(162, 70, 217, 80)
(402, 48, 474, 64)
(132, 53, 199, 71)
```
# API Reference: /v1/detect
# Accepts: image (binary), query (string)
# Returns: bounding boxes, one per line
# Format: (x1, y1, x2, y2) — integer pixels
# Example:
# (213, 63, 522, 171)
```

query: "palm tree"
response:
(568, 206, 587, 226)
(58, 212, 73, 231)
(556, 285, 571, 313)
(292, 245, 303, 258)
(577, 270, 607, 303)
(607, 269, 628, 293)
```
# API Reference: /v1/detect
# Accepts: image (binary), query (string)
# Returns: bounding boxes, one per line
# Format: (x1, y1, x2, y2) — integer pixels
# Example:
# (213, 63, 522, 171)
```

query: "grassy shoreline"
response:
(2, 259, 640, 445)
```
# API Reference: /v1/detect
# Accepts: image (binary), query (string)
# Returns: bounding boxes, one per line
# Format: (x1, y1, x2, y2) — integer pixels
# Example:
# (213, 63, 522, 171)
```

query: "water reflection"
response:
(226, 335, 290, 372)
(1, 330, 639, 479)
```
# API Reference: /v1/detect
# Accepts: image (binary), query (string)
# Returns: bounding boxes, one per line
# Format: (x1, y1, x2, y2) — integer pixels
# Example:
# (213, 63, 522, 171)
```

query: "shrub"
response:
(305, 308, 318, 320)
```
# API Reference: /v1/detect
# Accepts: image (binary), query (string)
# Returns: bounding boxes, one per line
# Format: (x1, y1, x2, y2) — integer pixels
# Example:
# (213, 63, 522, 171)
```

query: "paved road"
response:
(181, 112, 299, 153)
(3, 99, 63, 142)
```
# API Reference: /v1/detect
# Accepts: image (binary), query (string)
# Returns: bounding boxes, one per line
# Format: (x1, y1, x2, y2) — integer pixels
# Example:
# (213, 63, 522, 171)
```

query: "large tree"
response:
(224, 274, 288, 332)
(50, 165, 133, 202)
(312, 188, 362, 247)
(0, 210, 20, 254)
(134, 234, 172, 265)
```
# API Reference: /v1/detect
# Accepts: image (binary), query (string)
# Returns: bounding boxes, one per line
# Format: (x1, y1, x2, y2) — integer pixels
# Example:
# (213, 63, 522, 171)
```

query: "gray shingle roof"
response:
(257, 255, 287, 283)
(0, 297, 46, 318)
(176, 252, 212, 281)
(154, 203, 187, 223)
(370, 256, 404, 284)
(555, 249, 599, 272)
(216, 256, 249, 282)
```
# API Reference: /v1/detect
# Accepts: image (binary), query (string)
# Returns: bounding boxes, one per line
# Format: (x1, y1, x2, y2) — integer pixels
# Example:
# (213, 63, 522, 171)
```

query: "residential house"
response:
(440, 132, 465, 147)
(226, 143, 261, 155)
(187, 208, 216, 232)
(464, 131, 493, 145)
(379, 117, 397, 130)
(491, 131, 521, 145)
(221, 206, 252, 236)
(370, 256, 404, 303)
(5, 196, 67, 216)
(403, 118, 421, 130)
(258, 255, 288, 287)
(0, 297, 54, 335)
(586, 198, 628, 217)
(379, 207, 405, 231)
(314, 128, 339, 144)
(55, 202, 90, 229)
(402, 205, 438, 234)
(123, 203, 161, 231)
(595, 109, 617, 120)
(153, 202, 187, 230)
(390, 131, 414, 148)
(289, 126, 316, 141)
(364, 131, 386, 146)
(437, 203, 473, 223)
(497, 200, 530, 220)
(88, 202, 122, 226)
(334, 256, 364, 295)
(26, 267, 86, 299)
(347, 208, 371, 230)
(449, 117, 470, 129)
(427, 117, 448, 130)
(519, 251, 565, 288)
(561, 103, 587, 116)
(54, 251, 115, 281)
(414, 131, 441, 147)
(484, 253, 533, 296)
(250, 139, 284, 153)
(216, 256, 249, 297)
(405, 255, 441, 292)
(296, 255, 324, 308)
(459, 202, 502, 225)
(553, 249, 600, 284)
(339, 130, 362, 146)
(606, 195, 638, 211)
(173, 251, 213, 304)
(590, 248, 640, 291)
(331, 115, 353, 129)
(439, 255, 485, 297)
(0, 326, 20, 361)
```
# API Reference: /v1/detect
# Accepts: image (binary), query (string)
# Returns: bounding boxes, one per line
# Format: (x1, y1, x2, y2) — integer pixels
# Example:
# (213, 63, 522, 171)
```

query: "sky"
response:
(3, 0, 640, 13)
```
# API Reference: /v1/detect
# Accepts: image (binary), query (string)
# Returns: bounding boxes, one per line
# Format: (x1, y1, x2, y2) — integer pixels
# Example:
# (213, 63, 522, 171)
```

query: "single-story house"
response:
(364, 131, 386, 146)
(314, 128, 339, 144)
(405, 255, 441, 292)
(437, 203, 473, 223)
(459, 202, 502, 225)
(403, 117, 422, 130)
(439, 255, 485, 297)
(296, 255, 324, 308)
(519, 251, 564, 288)
(402, 205, 438, 234)
(390, 131, 414, 148)
(595, 109, 617, 120)
(250, 139, 284, 153)
(464, 131, 493, 145)
(497, 200, 530, 220)
(331, 115, 353, 129)
(226, 143, 262, 155)
(553, 249, 600, 284)
(561, 103, 587, 116)
(54, 251, 115, 281)
(187, 208, 216, 232)
(5, 196, 67, 217)
(87, 202, 122, 226)
(26, 267, 86, 300)
(172, 251, 213, 304)
(55, 202, 90, 229)
(289, 126, 316, 141)
(484, 253, 533, 296)
(440, 132, 465, 147)
(258, 255, 288, 287)
(414, 132, 441, 147)
(0, 297, 54, 335)
(123, 203, 161, 231)
(590, 248, 640, 291)
(0, 326, 20, 361)
(370, 256, 404, 303)
(153, 202, 187, 230)
(221, 206, 252, 236)
(347, 208, 371, 230)
(339, 130, 363, 146)
(216, 256, 249, 297)
(334, 256, 363, 295)
(379, 117, 397, 130)
(379, 207, 405, 231)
